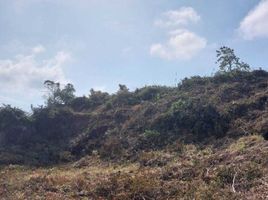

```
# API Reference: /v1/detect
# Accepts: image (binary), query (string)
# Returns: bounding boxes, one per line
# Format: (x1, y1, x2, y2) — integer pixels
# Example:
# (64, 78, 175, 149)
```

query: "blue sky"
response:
(1, 0, 268, 109)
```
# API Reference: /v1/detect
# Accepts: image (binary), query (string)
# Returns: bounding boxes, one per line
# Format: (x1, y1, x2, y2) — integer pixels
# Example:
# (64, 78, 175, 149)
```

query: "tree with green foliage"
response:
(89, 89, 109, 107)
(118, 84, 129, 93)
(113, 84, 139, 105)
(44, 80, 75, 107)
(60, 83, 76, 105)
(216, 46, 250, 72)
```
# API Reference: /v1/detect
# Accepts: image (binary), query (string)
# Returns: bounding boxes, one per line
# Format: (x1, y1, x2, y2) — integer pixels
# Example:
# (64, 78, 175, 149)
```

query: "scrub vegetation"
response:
(0, 47, 268, 199)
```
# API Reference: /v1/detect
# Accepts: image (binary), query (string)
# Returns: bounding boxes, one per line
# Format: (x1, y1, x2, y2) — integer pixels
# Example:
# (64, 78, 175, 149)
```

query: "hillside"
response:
(0, 70, 268, 199)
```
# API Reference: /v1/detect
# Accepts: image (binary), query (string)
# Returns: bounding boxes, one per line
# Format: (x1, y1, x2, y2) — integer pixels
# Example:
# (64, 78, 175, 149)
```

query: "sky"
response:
(1, 0, 268, 109)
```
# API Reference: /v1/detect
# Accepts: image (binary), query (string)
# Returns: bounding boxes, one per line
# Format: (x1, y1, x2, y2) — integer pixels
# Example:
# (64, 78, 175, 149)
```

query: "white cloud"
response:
(154, 7, 200, 28)
(239, 0, 268, 40)
(0, 45, 71, 104)
(150, 29, 206, 60)
(32, 45, 46, 54)
(151, 7, 206, 60)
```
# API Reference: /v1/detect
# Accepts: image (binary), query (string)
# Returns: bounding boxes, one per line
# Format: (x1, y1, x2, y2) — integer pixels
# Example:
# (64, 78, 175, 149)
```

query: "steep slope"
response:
(70, 70, 268, 160)
(1, 70, 268, 165)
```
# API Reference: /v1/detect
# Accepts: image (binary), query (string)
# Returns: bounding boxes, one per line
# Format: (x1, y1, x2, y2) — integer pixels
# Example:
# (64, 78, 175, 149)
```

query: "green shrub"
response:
(71, 90, 110, 110)
(135, 86, 169, 101)
(143, 130, 161, 138)
(89, 89, 110, 107)
(0, 105, 32, 146)
(155, 98, 229, 140)
(135, 130, 168, 150)
(178, 76, 210, 89)
(31, 107, 74, 142)
(70, 96, 91, 111)
(169, 99, 190, 114)
(216, 166, 235, 187)
(105, 101, 113, 110)
(108, 92, 139, 106)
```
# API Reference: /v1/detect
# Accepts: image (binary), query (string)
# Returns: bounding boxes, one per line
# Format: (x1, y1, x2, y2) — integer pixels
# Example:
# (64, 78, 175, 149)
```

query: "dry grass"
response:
(0, 135, 267, 200)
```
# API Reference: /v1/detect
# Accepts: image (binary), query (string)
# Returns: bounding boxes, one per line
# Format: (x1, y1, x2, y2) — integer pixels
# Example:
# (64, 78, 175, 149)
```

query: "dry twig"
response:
(232, 171, 238, 193)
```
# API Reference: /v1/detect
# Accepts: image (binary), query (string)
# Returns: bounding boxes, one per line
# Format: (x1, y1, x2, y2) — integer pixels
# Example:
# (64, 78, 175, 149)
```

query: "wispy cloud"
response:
(150, 7, 206, 61)
(154, 7, 200, 28)
(239, 0, 268, 40)
(0, 45, 71, 105)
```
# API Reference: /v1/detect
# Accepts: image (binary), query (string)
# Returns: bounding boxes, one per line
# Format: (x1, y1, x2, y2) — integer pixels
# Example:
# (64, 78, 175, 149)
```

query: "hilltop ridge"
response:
(1, 70, 268, 164)
(1, 69, 268, 199)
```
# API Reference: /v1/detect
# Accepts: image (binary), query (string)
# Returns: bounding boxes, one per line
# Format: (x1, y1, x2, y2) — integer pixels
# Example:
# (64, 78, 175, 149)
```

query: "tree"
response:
(61, 83, 76, 105)
(118, 84, 129, 93)
(89, 89, 109, 107)
(216, 46, 250, 72)
(44, 80, 61, 106)
(44, 80, 75, 106)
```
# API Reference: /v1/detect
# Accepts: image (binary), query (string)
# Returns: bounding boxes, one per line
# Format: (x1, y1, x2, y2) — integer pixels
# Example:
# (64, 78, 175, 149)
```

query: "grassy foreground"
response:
(1, 135, 267, 200)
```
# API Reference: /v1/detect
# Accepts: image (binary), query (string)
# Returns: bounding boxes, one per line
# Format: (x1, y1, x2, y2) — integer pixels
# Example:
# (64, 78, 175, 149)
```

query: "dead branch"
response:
(232, 171, 238, 193)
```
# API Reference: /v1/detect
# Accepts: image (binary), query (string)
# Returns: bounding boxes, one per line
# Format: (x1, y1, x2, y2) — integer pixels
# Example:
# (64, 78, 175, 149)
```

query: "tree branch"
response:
(232, 171, 238, 193)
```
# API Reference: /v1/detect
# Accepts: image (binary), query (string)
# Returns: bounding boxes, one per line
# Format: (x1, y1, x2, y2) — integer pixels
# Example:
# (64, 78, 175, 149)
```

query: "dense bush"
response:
(88, 89, 110, 107)
(170, 99, 229, 139)
(70, 96, 91, 111)
(108, 85, 139, 106)
(178, 76, 210, 89)
(212, 70, 250, 84)
(153, 98, 229, 140)
(135, 86, 170, 101)
(31, 107, 75, 142)
(70, 90, 110, 111)
(135, 130, 170, 150)
(0, 105, 32, 146)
